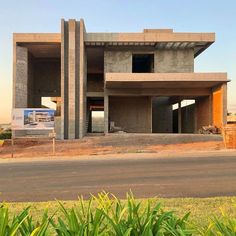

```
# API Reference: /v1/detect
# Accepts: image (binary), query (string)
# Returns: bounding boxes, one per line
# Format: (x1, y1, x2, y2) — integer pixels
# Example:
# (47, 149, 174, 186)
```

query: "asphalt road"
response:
(0, 154, 236, 202)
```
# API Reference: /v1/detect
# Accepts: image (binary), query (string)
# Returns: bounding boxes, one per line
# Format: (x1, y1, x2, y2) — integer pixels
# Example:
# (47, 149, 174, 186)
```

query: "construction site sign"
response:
(12, 108, 55, 130)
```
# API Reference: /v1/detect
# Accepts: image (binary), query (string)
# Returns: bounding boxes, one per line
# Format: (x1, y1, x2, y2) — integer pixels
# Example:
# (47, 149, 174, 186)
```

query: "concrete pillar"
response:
(104, 93, 109, 134)
(61, 19, 82, 139)
(212, 83, 227, 128)
(178, 102, 182, 133)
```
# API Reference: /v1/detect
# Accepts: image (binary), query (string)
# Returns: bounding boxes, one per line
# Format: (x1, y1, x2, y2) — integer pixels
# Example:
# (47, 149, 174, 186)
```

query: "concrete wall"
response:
(14, 46, 28, 108)
(87, 74, 103, 92)
(181, 104, 195, 133)
(152, 97, 172, 133)
(104, 51, 132, 72)
(154, 49, 194, 72)
(109, 96, 152, 133)
(104, 49, 194, 73)
(32, 58, 60, 108)
(196, 96, 211, 131)
(27, 52, 34, 107)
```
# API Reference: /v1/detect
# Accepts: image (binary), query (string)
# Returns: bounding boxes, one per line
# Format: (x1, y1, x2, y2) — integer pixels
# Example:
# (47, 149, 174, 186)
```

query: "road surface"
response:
(0, 153, 236, 201)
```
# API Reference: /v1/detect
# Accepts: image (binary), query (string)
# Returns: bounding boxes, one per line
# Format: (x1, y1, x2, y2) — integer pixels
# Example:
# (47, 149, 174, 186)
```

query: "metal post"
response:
(178, 101, 182, 133)
(52, 129, 56, 156)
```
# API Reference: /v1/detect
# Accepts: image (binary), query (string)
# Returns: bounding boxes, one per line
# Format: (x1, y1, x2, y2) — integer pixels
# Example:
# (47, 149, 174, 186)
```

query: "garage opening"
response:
(132, 54, 154, 73)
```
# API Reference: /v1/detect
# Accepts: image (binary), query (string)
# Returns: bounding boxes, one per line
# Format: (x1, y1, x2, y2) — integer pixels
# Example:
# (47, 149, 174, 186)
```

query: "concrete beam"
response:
(85, 32, 215, 43)
(14, 33, 61, 43)
(106, 88, 211, 97)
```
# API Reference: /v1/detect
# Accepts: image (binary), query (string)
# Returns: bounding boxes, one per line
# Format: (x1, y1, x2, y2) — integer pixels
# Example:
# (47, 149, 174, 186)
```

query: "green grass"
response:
(6, 196, 236, 228)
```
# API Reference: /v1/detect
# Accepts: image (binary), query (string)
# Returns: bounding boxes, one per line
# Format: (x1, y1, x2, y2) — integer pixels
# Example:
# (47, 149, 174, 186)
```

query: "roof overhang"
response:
(85, 32, 215, 57)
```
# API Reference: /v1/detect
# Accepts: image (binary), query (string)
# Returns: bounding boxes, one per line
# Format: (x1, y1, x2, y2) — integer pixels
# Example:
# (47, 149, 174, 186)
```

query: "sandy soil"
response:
(0, 134, 224, 158)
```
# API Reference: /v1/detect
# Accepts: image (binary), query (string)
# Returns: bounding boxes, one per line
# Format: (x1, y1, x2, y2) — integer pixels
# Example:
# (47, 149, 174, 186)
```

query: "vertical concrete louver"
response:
(61, 19, 86, 139)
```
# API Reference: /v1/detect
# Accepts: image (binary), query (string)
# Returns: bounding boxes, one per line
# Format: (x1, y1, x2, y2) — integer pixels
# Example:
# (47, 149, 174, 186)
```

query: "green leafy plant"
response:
(0, 204, 27, 236)
(51, 196, 108, 235)
(199, 207, 236, 236)
(97, 192, 194, 236)
(0, 204, 50, 236)
(51, 192, 193, 235)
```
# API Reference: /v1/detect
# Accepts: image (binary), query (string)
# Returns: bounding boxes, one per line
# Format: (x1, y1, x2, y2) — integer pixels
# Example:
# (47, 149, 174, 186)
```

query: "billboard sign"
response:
(12, 108, 55, 130)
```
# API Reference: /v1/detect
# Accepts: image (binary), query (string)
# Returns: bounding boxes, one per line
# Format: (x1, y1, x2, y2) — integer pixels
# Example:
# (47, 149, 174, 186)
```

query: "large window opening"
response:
(132, 54, 154, 73)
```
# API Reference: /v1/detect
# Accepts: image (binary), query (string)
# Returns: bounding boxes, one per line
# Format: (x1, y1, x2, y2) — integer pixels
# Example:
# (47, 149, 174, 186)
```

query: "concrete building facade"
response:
(13, 19, 229, 139)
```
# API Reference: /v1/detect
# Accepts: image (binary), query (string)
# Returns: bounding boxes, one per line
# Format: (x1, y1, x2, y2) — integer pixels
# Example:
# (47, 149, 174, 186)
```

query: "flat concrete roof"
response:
(13, 23, 215, 57)
(85, 32, 215, 57)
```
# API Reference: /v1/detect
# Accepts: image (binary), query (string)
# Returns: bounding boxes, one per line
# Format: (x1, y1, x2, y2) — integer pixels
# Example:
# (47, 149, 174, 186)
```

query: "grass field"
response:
(6, 196, 236, 228)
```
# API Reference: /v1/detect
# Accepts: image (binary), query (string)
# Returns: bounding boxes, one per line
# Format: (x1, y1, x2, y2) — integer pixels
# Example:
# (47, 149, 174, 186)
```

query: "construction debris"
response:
(199, 125, 220, 135)
(109, 121, 125, 133)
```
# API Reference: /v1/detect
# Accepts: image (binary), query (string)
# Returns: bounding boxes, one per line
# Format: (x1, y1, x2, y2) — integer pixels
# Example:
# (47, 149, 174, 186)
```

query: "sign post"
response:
(49, 129, 56, 156)
(11, 136, 14, 158)
(11, 108, 56, 158)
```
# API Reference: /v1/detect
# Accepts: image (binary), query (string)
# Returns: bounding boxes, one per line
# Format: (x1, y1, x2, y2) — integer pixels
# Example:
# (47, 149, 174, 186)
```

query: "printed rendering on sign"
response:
(12, 108, 55, 130)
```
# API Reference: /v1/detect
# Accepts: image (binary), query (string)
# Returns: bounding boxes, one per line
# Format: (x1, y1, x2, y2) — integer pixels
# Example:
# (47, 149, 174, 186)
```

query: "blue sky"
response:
(0, 0, 236, 123)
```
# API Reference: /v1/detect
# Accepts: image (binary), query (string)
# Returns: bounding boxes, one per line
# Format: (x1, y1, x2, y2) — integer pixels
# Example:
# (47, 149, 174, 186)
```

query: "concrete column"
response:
(222, 83, 227, 125)
(61, 19, 81, 139)
(212, 83, 227, 128)
(104, 93, 109, 134)
(178, 102, 182, 133)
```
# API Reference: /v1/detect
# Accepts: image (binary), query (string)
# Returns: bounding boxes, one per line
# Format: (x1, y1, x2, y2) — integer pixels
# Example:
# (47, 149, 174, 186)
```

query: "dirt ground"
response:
(0, 134, 224, 158)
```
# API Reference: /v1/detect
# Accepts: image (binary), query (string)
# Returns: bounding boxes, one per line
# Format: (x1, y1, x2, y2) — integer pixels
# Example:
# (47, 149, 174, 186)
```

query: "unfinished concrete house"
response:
(13, 19, 229, 139)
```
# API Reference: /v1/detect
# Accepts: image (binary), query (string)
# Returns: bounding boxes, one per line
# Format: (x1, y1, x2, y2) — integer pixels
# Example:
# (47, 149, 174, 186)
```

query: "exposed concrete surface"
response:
(104, 51, 132, 73)
(152, 97, 173, 133)
(0, 152, 236, 202)
(154, 49, 194, 73)
(109, 97, 152, 133)
(104, 133, 223, 145)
